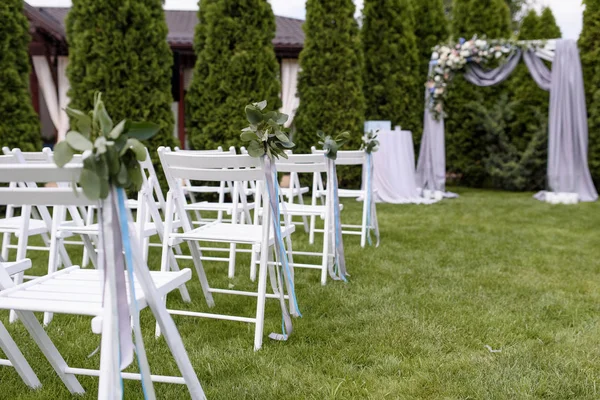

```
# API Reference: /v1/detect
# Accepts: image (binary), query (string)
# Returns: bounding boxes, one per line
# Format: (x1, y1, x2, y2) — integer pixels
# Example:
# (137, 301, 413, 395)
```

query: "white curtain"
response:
(32, 56, 70, 142)
(280, 59, 300, 128)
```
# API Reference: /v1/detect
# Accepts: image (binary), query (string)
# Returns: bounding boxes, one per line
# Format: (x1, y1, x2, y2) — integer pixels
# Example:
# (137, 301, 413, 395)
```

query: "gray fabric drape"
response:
(415, 97, 446, 192)
(532, 40, 597, 201)
(464, 49, 522, 86)
(416, 65, 446, 192)
(416, 40, 598, 202)
(523, 49, 552, 91)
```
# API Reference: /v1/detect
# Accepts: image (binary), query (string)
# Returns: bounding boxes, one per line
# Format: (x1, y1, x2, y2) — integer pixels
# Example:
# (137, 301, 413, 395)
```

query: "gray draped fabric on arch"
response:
(416, 39, 598, 202)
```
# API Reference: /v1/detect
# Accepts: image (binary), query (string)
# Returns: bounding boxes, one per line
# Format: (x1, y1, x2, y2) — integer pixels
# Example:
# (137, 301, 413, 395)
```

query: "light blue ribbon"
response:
(116, 188, 151, 399)
(365, 153, 379, 247)
(328, 158, 347, 281)
(263, 157, 301, 340)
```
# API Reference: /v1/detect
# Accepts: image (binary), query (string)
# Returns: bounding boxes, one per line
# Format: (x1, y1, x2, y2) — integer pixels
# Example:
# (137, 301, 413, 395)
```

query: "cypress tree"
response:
(294, 0, 365, 154)
(413, 0, 449, 80)
(538, 7, 562, 39)
(580, 0, 600, 184)
(509, 10, 545, 153)
(66, 0, 177, 162)
(0, 0, 41, 152)
(186, 0, 281, 151)
(362, 0, 420, 132)
(444, 0, 511, 186)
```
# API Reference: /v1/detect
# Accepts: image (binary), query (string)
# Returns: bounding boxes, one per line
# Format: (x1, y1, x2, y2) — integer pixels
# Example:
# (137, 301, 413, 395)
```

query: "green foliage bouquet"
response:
(240, 100, 294, 159)
(54, 93, 159, 200)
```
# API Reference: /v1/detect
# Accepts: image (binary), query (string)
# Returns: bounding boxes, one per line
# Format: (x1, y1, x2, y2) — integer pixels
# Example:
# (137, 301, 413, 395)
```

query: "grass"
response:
(2, 187, 600, 399)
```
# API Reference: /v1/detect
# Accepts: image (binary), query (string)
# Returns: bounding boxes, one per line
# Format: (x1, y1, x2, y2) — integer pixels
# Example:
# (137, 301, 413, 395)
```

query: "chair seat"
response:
(317, 188, 378, 198)
(277, 203, 343, 218)
(169, 221, 295, 246)
(0, 266, 191, 316)
(185, 201, 254, 213)
(0, 218, 47, 236)
(280, 187, 309, 197)
(183, 186, 231, 194)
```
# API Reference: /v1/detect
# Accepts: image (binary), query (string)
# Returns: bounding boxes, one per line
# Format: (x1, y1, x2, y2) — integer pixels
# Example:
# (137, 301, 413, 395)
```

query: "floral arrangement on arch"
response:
(426, 36, 517, 119)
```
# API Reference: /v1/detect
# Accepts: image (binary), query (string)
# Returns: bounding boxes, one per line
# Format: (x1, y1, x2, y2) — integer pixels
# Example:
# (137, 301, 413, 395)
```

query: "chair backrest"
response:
(0, 164, 91, 207)
(275, 154, 327, 174)
(174, 146, 236, 155)
(158, 147, 263, 184)
(311, 147, 365, 166)
(2, 147, 52, 163)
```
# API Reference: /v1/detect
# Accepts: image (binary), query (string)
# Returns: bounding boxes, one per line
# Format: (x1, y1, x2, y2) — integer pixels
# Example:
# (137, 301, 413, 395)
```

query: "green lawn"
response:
(2, 188, 600, 399)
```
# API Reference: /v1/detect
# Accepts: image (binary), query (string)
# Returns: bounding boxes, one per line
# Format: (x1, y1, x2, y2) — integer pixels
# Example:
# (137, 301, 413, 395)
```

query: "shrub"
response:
(0, 0, 41, 152)
(186, 0, 281, 151)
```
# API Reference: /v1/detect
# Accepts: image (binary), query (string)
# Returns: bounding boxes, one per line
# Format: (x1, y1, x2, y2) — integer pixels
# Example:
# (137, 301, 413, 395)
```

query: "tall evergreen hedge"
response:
(509, 10, 545, 153)
(294, 0, 365, 154)
(66, 0, 177, 161)
(0, 0, 41, 152)
(580, 0, 600, 185)
(186, 0, 280, 151)
(444, 0, 511, 186)
(362, 0, 420, 133)
(413, 0, 449, 82)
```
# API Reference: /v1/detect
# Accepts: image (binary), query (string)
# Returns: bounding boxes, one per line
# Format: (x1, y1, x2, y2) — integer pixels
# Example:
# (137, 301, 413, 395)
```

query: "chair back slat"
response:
(276, 154, 327, 173)
(0, 188, 93, 207)
(160, 149, 260, 170)
(167, 166, 263, 183)
(0, 164, 82, 184)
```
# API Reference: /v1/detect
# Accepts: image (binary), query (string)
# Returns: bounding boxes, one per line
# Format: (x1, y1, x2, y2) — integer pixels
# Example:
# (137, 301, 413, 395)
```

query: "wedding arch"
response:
(415, 37, 599, 203)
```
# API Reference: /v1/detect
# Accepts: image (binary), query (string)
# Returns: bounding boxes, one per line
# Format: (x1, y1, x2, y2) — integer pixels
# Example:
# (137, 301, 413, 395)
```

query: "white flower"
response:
(475, 39, 486, 47)
(435, 88, 444, 95)
(447, 60, 453, 67)
(431, 51, 439, 60)
(495, 51, 503, 59)
(460, 50, 470, 58)
(440, 46, 451, 54)
(434, 75, 441, 82)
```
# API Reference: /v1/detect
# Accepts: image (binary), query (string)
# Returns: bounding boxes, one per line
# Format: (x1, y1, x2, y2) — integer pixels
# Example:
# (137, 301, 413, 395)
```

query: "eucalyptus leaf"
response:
(117, 162, 129, 186)
(66, 131, 93, 151)
(53, 141, 74, 167)
(80, 169, 102, 201)
(245, 106, 263, 125)
(240, 130, 258, 142)
(275, 131, 290, 143)
(255, 100, 267, 110)
(276, 113, 289, 125)
(108, 119, 126, 139)
(65, 107, 92, 138)
(96, 101, 114, 136)
(94, 136, 108, 154)
(127, 121, 160, 141)
(247, 141, 265, 157)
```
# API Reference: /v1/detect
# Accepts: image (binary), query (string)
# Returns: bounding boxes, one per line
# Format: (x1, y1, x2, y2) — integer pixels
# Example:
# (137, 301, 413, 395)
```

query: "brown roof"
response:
(30, 7, 304, 55)
(24, 3, 65, 42)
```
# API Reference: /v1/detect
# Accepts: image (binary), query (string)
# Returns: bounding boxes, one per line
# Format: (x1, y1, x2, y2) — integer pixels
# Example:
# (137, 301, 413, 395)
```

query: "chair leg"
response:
(45, 206, 65, 326)
(250, 246, 258, 282)
(321, 214, 330, 286)
(360, 198, 369, 248)
(253, 246, 269, 351)
(10, 206, 30, 324)
(228, 242, 237, 279)
(0, 321, 41, 389)
(16, 310, 85, 394)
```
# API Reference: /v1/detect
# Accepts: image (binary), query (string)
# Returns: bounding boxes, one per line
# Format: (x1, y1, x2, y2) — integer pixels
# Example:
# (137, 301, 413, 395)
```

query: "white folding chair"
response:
(311, 148, 379, 247)
(0, 149, 53, 263)
(174, 146, 242, 224)
(0, 258, 41, 390)
(158, 147, 297, 350)
(265, 154, 337, 285)
(0, 162, 203, 397)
